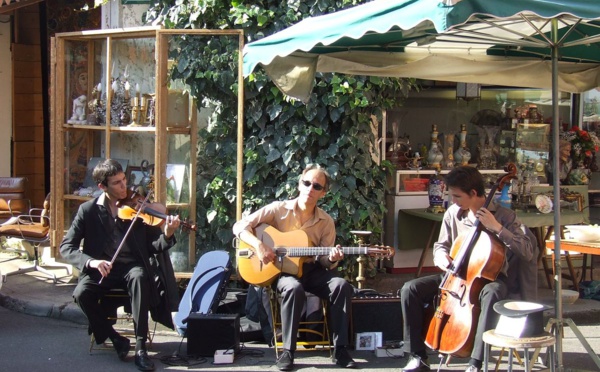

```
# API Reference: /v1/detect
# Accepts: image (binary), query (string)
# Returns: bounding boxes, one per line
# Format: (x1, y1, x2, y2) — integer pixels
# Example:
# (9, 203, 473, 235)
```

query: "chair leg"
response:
(268, 289, 280, 358)
(5, 245, 57, 283)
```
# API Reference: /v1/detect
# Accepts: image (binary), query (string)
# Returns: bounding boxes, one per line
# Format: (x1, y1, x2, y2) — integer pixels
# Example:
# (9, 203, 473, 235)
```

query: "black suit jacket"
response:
(60, 195, 179, 328)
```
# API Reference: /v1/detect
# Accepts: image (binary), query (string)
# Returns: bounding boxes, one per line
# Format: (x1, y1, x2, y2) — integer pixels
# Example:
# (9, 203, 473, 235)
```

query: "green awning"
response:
(244, 0, 600, 102)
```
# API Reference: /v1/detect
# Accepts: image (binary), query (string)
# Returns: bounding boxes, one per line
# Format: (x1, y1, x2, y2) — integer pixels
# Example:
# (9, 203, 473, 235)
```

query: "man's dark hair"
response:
(445, 166, 485, 197)
(92, 159, 123, 186)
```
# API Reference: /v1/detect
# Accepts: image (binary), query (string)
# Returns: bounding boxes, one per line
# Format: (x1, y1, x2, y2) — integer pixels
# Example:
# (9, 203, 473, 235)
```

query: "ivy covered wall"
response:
(144, 0, 417, 281)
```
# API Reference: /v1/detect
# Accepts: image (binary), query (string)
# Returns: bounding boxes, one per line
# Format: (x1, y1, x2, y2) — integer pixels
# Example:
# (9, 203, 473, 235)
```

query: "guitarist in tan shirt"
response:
(233, 164, 356, 371)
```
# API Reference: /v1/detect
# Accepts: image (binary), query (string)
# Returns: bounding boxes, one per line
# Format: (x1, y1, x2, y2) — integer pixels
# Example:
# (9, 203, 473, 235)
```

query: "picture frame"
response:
(355, 332, 377, 351)
(83, 157, 129, 188)
(127, 166, 144, 187)
(166, 164, 186, 203)
(144, 95, 155, 126)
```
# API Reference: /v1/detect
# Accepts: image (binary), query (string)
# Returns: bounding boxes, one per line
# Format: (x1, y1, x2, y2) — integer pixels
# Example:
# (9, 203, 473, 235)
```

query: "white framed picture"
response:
(166, 164, 186, 203)
(355, 332, 376, 351)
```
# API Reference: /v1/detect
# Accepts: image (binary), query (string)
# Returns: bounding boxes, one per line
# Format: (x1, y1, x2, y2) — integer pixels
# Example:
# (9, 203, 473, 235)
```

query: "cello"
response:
(424, 163, 517, 358)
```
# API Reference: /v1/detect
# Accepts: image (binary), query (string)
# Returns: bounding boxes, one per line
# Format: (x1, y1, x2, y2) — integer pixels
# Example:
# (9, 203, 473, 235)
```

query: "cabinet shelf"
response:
(167, 203, 190, 209)
(110, 126, 157, 133)
(63, 194, 93, 201)
(166, 126, 192, 135)
(63, 124, 106, 130)
(63, 124, 158, 133)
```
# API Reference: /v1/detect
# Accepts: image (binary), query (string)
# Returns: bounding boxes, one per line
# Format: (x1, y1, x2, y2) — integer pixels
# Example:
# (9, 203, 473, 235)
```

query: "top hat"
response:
(493, 300, 552, 338)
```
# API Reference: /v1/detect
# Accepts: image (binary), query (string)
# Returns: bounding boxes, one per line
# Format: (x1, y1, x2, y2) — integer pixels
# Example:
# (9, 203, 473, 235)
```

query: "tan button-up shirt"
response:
(233, 198, 336, 267)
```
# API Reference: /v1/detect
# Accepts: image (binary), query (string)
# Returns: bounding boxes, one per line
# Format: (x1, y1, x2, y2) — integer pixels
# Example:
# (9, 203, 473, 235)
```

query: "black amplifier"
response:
(186, 313, 240, 357)
(351, 296, 403, 344)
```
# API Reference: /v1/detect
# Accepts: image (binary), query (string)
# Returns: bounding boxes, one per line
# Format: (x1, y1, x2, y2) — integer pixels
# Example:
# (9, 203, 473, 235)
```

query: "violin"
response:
(116, 188, 197, 232)
(424, 163, 517, 358)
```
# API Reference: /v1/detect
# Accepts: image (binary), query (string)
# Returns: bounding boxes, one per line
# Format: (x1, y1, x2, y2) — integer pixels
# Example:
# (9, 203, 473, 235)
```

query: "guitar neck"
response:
(281, 247, 365, 257)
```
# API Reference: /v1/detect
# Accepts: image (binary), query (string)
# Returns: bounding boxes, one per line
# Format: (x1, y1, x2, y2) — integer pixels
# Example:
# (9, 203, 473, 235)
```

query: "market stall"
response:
(242, 0, 600, 369)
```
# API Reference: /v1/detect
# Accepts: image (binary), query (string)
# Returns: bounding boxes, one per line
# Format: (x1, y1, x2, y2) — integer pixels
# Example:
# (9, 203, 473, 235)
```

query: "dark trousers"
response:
(73, 262, 151, 345)
(276, 263, 352, 352)
(401, 273, 507, 361)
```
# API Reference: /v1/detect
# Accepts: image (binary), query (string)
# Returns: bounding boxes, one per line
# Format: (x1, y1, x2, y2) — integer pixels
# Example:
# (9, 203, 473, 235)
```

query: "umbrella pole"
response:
(550, 18, 565, 371)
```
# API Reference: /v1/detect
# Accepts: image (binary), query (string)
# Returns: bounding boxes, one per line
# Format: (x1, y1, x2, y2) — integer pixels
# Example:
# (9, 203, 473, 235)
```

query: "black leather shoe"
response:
(112, 335, 130, 361)
(134, 349, 155, 371)
(276, 349, 294, 371)
(333, 346, 357, 368)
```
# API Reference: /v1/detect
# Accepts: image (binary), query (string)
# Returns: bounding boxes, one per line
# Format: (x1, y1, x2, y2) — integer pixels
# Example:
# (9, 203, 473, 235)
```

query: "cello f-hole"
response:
(446, 284, 465, 302)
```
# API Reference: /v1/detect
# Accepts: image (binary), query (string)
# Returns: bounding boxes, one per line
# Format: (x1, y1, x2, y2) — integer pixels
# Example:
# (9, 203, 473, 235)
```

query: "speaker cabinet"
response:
(186, 313, 240, 357)
(351, 297, 402, 344)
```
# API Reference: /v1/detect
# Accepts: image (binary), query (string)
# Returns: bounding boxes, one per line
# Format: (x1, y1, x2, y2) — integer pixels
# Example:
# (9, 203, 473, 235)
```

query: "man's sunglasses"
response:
(301, 179, 325, 191)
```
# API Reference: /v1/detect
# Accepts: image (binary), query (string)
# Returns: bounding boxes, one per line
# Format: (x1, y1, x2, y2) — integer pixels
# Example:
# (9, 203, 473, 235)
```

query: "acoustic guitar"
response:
(237, 224, 394, 286)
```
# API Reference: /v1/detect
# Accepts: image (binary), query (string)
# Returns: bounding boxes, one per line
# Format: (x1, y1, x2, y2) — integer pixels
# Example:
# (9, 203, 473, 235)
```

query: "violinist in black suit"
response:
(60, 159, 180, 371)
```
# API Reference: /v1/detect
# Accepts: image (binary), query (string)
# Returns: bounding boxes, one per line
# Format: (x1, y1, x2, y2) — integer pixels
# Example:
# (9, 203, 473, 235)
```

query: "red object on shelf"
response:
(403, 178, 429, 191)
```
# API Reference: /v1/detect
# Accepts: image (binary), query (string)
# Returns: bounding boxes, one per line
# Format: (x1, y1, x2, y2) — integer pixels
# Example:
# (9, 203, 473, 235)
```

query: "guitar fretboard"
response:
(276, 247, 366, 257)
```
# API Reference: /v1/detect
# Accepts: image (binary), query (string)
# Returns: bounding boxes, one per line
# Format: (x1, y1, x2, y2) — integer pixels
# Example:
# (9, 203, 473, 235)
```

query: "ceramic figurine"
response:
(427, 125, 443, 169)
(68, 95, 87, 124)
(454, 124, 472, 166)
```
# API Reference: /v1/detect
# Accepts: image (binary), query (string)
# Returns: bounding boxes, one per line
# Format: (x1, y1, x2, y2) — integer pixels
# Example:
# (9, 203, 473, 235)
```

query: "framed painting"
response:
(166, 164, 186, 203)
(127, 166, 144, 187)
(355, 332, 376, 351)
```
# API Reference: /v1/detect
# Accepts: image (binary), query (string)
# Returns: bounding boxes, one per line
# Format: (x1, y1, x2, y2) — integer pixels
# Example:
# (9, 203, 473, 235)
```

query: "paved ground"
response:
(1, 250, 600, 371)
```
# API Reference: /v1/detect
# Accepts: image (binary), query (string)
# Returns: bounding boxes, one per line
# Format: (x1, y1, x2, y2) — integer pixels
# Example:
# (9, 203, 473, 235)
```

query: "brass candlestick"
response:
(140, 97, 148, 126)
(350, 230, 372, 289)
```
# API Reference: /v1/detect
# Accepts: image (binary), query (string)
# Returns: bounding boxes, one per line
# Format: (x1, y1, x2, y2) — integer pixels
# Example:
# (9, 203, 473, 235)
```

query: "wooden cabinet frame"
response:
(50, 27, 245, 276)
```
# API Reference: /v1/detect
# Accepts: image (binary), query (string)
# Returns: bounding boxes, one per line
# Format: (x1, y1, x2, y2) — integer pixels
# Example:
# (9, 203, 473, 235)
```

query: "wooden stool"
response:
(483, 330, 555, 372)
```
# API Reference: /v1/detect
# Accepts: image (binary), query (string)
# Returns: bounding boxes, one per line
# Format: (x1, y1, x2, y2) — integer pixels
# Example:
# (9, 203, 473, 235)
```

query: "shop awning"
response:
(243, 0, 600, 102)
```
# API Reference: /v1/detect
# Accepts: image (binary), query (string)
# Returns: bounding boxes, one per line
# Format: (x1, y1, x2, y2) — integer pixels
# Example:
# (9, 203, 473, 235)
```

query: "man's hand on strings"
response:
(164, 214, 181, 238)
(257, 241, 276, 265)
(328, 245, 344, 263)
(89, 259, 112, 277)
(433, 250, 452, 272)
(475, 207, 503, 235)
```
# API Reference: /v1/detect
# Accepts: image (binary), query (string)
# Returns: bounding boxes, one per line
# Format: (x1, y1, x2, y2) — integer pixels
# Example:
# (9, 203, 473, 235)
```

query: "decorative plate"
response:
(535, 194, 553, 214)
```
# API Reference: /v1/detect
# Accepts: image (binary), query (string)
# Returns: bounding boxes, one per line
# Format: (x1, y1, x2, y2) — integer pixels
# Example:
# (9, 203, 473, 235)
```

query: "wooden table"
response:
(545, 239, 599, 291)
(401, 208, 586, 279)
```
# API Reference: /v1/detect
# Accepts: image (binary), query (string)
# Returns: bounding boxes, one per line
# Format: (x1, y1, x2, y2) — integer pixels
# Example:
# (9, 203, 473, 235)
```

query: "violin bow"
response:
(99, 190, 153, 284)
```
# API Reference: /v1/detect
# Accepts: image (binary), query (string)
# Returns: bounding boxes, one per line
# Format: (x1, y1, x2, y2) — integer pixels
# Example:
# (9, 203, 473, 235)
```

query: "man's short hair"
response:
(445, 166, 485, 197)
(301, 164, 331, 191)
(93, 159, 124, 186)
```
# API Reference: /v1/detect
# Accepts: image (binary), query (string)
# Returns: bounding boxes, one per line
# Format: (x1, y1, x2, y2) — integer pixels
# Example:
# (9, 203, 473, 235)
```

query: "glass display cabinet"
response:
(515, 122, 550, 179)
(50, 27, 243, 276)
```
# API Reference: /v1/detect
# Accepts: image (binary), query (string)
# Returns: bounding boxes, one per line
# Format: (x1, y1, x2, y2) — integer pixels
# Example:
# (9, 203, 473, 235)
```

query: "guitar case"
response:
(174, 250, 232, 335)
